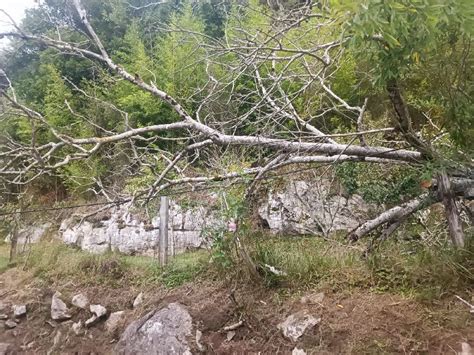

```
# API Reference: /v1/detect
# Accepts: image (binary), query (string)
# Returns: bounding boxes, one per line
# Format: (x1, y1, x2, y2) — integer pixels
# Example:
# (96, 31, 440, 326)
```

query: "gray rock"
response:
(85, 315, 98, 328)
(258, 179, 373, 235)
(72, 321, 82, 335)
(226, 331, 235, 342)
(51, 292, 71, 321)
(90, 304, 107, 318)
(278, 310, 321, 342)
(4, 223, 51, 248)
(300, 292, 325, 305)
(292, 348, 307, 355)
(71, 293, 89, 309)
(106, 311, 126, 334)
(12, 304, 26, 318)
(0, 315, 7, 320)
(85, 304, 107, 328)
(116, 303, 192, 355)
(0, 343, 14, 355)
(4, 320, 17, 329)
(132, 293, 143, 309)
(461, 342, 473, 355)
(195, 329, 205, 352)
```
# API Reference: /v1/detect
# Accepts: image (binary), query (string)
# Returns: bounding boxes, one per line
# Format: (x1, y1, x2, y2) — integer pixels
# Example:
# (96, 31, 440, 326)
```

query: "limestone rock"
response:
(4, 320, 17, 329)
(195, 329, 205, 352)
(132, 293, 143, 309)
(85, 304, 107, 327)
(258, 180, 373, 234)
(85, 315, 98, 328)
(59, 202, 213, 256)
(278, 310, 321, 342)
(51, 292, 71, 321)
(106, 311, 126, 334)
(300, 292, 325, 305)
(72, 321, 82, 335)
(116, 303, 192, 355)
(226, 331, 235, 342)
(71, 293, 89, 309)
(4, 223, 51, 248)
(460, 343, 473, 355)
(292, 348, 307, 355)
(12, 304, 26, 318)
(0, 315, 8, 321)
(90, 304, 107, 318)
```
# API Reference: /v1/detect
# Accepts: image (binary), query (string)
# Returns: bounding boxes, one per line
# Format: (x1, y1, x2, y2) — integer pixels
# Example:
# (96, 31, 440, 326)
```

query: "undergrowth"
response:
(0, 244, 9, 273)
(2, 241, 209, 288)
(243, 234, 473, 300)
(1, 233, 472, 301)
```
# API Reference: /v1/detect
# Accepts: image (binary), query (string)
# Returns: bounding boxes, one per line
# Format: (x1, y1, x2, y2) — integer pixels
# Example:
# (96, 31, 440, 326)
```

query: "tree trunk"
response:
(437, 171, 465, 248)
(348, 193, 433, 242)
(9, 217, 18, 262)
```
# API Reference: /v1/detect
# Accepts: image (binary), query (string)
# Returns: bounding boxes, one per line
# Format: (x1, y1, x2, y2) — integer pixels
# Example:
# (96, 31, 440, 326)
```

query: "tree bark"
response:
(437, 171, 464, 247)
(386, 79, 434, 159)
(348, 193, 433, 242)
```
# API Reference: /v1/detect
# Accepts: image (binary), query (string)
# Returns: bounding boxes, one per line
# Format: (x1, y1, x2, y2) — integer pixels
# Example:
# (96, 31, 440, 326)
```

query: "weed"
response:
(0, 244, 9, 273)
(243, 233, 473, 300)
(5, 241, 209, 288)
(160, 251, 209, 288)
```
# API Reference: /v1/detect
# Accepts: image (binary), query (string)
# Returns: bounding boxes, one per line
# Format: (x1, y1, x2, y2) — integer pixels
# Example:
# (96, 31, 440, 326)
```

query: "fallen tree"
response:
(0, 0, 472, 248)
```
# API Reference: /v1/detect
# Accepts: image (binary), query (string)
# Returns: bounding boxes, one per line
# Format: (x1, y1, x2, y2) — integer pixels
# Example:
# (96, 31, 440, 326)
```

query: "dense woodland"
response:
(0, 0, 473, 247)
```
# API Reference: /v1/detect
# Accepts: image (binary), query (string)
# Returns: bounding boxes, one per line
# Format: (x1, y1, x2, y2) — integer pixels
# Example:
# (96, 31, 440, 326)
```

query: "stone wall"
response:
(5, 179, 374, 255)
(258, 179, 373, 236)
(59, 202, 218, 255)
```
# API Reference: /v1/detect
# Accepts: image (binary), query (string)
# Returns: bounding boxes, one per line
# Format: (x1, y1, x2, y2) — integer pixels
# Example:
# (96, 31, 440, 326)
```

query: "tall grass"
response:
(245, 234, 473, 299)
(2, 234, 472, 300)
(4, 241, 209, 288)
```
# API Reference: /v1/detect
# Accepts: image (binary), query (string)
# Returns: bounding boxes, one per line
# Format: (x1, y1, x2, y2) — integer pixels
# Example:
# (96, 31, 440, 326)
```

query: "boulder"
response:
(71, 293, 89, 309)
(277, 310, 321, 342)
(51, 292, 71, 321)
(116, 303, 192, 355)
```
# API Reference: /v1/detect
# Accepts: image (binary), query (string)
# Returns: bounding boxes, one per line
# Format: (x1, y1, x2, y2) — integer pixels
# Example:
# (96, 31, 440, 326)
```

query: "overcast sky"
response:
(0, 0, 37, 48)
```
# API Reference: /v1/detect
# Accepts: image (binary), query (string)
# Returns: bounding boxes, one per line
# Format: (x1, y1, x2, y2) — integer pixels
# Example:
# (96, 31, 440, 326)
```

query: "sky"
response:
(0, 0, 37, 48)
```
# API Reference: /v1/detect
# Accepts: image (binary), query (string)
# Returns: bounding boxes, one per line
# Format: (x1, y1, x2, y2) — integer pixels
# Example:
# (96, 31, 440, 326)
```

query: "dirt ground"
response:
(0, 267, 473, 354)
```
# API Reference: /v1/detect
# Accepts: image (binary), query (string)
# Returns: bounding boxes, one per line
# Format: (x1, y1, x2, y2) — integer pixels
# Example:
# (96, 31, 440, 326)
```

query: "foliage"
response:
(202, 188, 247, 271)
(336, 162, 424, 205)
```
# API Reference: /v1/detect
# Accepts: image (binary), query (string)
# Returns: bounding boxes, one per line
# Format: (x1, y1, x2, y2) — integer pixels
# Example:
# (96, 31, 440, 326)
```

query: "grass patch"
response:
(245, 234, 473, 299)
(6, 241, 209, 288)
(0, 244, 10, 273)
(2, 234, 472, 300)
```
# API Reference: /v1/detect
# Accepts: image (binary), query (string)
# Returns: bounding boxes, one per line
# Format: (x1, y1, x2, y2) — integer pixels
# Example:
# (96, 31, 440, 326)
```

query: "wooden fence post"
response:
(159, 196, 169, 266)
